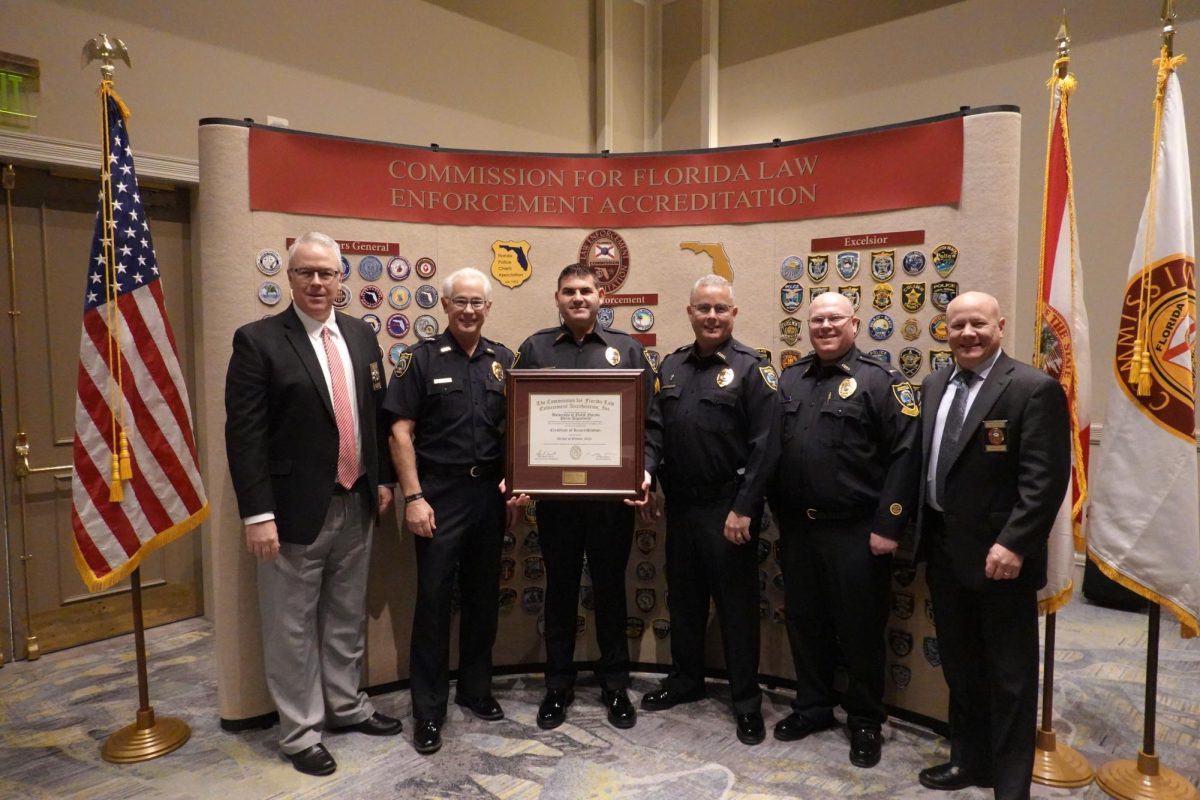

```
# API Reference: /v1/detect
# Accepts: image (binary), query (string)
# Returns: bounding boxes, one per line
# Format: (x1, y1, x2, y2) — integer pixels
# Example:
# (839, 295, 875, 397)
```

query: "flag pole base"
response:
(1096, 750, 1198, 800)
(1032, 727, 1094, 787)
(101, 707, 190, 763)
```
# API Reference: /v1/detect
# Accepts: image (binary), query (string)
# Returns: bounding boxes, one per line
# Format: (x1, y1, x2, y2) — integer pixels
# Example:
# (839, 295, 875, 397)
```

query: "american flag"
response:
(70, 89, 208, 592)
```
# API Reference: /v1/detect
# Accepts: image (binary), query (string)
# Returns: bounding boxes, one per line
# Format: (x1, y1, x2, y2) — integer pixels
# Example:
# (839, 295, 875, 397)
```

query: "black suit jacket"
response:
(225, 305, 394, 545)
(917, 351, 1070, 592)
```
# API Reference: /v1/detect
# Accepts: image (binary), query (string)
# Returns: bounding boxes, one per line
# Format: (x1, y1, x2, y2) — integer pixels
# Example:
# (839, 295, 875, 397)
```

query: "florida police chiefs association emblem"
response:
(580, 229, 631, 293)
(491, 240, 533, 289)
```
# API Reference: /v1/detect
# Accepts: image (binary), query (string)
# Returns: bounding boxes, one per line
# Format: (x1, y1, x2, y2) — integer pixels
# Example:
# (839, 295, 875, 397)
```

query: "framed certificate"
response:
(506, 369, 645, 498)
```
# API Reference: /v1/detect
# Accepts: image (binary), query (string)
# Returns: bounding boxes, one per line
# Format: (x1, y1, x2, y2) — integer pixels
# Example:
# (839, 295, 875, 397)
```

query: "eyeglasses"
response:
(809, 314, 853, 327)
(450, 297, 488, 309)
(692, 303, 733, 316)
(288, 268, 340, 282)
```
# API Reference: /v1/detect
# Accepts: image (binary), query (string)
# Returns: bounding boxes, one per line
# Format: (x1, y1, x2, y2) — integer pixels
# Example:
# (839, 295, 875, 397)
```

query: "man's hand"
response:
(405, 496, 436, 538)
(246, 520, 280, 562)
(723, 511, 752, 545)
(985, 542, 1024, 580)
(505, 490, 531, 532)
(377, 486, 394, 515)
(623, 470, 658, 523)
(869, 532, 899, 556)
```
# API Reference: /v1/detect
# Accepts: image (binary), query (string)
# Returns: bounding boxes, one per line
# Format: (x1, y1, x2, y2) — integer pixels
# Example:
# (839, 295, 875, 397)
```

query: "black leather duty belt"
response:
(423, 462, 502, 479)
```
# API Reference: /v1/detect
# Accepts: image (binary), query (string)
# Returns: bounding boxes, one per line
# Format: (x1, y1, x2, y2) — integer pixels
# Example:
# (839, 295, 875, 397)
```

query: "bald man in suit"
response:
(915, 291, 1069, 800)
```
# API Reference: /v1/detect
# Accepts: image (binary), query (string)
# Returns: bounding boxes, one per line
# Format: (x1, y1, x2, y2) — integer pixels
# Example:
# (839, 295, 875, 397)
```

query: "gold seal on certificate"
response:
(506, 369, 645, 498)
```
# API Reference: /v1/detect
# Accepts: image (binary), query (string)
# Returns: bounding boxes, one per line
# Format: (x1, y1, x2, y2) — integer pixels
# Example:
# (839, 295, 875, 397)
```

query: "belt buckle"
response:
(806, 508, 818, 520)
(469, 465, 482, 478)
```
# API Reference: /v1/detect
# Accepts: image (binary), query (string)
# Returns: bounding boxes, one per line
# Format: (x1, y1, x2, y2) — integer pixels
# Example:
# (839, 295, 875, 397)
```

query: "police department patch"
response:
(598, 306, 615, 329)
(652, 618, 670, 639)
(635, 588, 656, 612)
(631, 307, 655, 332)
(836, 251, 860, 280)
(901, 318, 921, 341)
(339, 255, 352, 280)
(387, 313, 410, 339)
(625, 616, 645, 638)
(636, 561, 657, 581)
(781, 282, 803, 313)
(893, 382, 919, 417)
(359, 284, 384, 309)
(807, 254, 829, 283)
(388, 342, 409, 366)
(258, 281, 282, 306)
(393, 351, 413, 378)
(923, 636, 942, 667)
(888, 628, 913, 657)
(871, 249, 895, 281)
(780, 254, 804, 281)
(930, 349, 953, 371)
(415, 284, 439, 309)
(872, 282, 893, 311)
(902, 250, 926, 275)
(358, 255, 384, 281)
(867, 348, 891, 363)
(361, 313, 381, 334)
(415, 256, 437, 279)
(332, 284, 352, 309)
(256, 248, 282, 276)
(890, 664, 912, 688)
(901, 282, 926, 313)
(760, 365, 779, 391)
(414, 314, 439, 339)
(868, 314, 894, 340)
(838, 285, 861, 310)
(931, 280, 958, 311)
(780, 350, 803, 369)
(899, 347, 922, 379)
(522, 587, 545, 612)
(644, 349, 660, 371)
(809, 286, 831, 303)
(388, 285, 412, 310)
(931, 243, 959, 277)
(929, 314, 948, 342)
(387, 255, 411, 281)
(754, 347, 772, 364)
(779, 317, 803, 346)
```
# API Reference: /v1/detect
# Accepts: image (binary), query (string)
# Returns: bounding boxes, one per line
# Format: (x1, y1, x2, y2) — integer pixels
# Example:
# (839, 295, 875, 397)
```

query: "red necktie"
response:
(321, 327, 359, 489)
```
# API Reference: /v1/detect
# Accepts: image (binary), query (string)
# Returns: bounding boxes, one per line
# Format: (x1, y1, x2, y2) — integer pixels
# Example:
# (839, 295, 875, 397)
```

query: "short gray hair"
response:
(691, 273, 734, 303)
(442, 267, 493, 301)
(287, 231, 342, 266)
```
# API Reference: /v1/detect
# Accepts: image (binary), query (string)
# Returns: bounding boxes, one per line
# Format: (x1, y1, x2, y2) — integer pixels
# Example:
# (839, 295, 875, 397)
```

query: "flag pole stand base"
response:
(101, 707, 190, 763)
(1096, 750, 1198, 800)
(1032, 727, 1094, 787)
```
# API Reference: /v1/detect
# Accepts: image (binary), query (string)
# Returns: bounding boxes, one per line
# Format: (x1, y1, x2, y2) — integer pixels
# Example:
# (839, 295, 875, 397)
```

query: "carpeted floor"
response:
(0, 598, 1196, 799)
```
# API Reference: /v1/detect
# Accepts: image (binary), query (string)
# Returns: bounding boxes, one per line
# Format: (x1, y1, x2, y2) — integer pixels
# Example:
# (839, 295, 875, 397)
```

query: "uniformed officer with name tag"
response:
(768, 290, 921, 768)
(516, 263, 655, 731)
(636, 274, 780, 746)
(384, 267, 514, 755)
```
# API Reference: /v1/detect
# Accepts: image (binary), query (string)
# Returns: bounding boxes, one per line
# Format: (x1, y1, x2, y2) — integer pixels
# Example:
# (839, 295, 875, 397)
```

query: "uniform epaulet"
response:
(483, 335, 509, 352)
(783, 353, 816, 372)
(857, 352, 903, 378)
(729, 340, 761, 359)
(532, 326, 561, 337)
(673, 343, 691, 353)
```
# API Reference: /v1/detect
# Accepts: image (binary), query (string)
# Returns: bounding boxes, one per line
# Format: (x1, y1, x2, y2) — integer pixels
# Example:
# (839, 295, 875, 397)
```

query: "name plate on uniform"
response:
(507, 369, 645, 498)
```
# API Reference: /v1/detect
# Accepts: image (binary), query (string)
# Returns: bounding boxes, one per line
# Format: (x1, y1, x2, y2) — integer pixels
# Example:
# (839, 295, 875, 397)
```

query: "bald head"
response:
(946, 291, 1005, 371)
(808, 291, 859, 363)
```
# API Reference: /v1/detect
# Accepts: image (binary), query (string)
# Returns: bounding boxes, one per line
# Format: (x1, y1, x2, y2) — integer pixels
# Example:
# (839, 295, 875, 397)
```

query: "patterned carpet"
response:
(0, 599, 1196, 799)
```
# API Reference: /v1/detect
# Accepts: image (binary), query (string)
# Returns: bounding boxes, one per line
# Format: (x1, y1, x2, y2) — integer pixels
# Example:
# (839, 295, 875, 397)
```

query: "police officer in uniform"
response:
(768, 291, 920, 768)
(638, 274, 780, 746)
(385, 268, 514, 755)
(516, 263, 655, 730)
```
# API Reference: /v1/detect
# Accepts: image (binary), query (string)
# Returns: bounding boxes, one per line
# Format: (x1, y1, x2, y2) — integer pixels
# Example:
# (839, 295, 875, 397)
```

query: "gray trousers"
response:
(257, 489, 375, 755)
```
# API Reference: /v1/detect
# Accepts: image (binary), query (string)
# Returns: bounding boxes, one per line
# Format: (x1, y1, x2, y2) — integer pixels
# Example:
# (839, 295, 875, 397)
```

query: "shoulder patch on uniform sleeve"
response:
(511, 350, 522, 369)
(393, 351, 413, 379)
(642, 348, 658, 374)
(759, 364, 779, 391)
(893, 381, 920, 417)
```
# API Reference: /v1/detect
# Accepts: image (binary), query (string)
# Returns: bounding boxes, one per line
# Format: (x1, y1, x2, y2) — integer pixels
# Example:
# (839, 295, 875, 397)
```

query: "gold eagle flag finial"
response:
(82, 34, 131, 81)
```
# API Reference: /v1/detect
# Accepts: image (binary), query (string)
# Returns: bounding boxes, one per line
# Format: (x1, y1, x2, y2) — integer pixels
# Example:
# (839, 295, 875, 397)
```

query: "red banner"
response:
(249, 118, 962, 229)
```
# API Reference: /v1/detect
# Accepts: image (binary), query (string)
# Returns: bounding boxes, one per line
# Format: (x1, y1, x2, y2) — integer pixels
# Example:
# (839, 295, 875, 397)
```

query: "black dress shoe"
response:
(328, 711, 403, 736)
(918, 762, 992, 790)
(413, 719, 442, 755)
(455, 694, 504, 721)
(640, 687, 705, 711)
(849, 727, 883, 768)
(287, 743, 337, 776)
(736, 712, 766, 745)
(773, 711, 836, 742)
(600, 688, 637, 729)
(536, 688, 574, 730)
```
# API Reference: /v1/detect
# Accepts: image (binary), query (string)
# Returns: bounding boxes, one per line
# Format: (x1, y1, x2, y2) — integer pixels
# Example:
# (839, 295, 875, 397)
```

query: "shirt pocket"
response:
(426, 377, 466, 416)
(818, 399, 867, 447)
(780, 396, 801, 442)
(483, 381, 506, 427)
(697, 389, 738, 433)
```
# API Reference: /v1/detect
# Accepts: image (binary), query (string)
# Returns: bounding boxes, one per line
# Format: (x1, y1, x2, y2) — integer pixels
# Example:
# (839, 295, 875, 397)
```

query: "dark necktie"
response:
(934, 369, 976, 507)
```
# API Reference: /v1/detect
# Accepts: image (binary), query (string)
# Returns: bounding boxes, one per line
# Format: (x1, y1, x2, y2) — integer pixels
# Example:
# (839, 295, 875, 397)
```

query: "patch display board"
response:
(199, 108, 1020, 727)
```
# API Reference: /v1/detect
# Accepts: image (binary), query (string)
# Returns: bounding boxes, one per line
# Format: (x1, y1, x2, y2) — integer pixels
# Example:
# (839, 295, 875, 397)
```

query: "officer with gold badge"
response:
(768, 291, 921, 768)
(384, 267, 514, 755)
(515, 263, 655, 731)
(635, 274, 780, 746)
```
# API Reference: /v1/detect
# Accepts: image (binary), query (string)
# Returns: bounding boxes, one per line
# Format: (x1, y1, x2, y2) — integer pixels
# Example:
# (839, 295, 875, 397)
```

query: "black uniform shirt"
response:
(383, 331, 515, 467)
(645, 337, 780, 517)
(516, 325, 656, 416)
(774, 345, 921, 538)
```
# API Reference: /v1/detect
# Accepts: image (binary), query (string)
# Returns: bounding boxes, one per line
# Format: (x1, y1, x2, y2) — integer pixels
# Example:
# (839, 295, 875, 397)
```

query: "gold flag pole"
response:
(1095, 6, 1195, 798)
(1031, 11, 1093, 790)
(82, 34, 191, 763)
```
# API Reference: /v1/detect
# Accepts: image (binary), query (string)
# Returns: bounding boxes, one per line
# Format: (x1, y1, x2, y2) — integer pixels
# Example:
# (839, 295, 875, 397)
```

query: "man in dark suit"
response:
(226, 232, 400, 776)
(916, 291, 1069, 800)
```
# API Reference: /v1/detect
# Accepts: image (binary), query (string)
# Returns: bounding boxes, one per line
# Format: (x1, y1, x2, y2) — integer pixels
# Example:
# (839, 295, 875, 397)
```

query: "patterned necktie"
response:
(934, 369, 976, 507)
(321, 327, 359, 490)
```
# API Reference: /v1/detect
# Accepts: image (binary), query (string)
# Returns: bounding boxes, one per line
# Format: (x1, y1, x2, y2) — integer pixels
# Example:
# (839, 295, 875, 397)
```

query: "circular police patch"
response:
(332, 285, 352, 309)
(387, 256, 411, 281)
(358, 255, 384, 282)
(386, 313, 410, 339)
(388, 285, 412, 310)
(359, 284, 384, 309)
(415, 284, 439, 309)
(339, 255, 352, 281)
(631, 307, 655, 332)
(780, 254, 804, 281)
(929, 313, 948, 342)
(256, 248, 282, 276)
(414, 314, 439, 339)
(415, 257, 437, 279)
(361, 313, 381, 334)
(902, 250, 926, 275)
(868, 314, 894, 340)
(258, 280, 282, 306)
